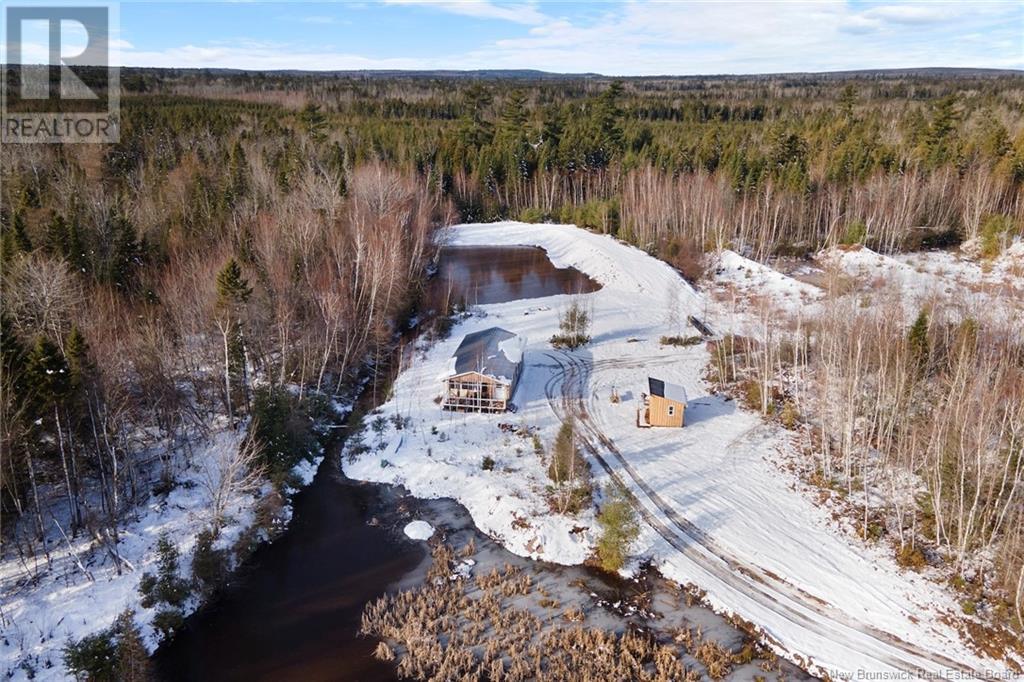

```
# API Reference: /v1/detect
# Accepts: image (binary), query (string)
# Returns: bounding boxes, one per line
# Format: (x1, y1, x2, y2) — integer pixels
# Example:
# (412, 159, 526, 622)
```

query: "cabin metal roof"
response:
(449, 327, 525, 383)
(649, 377, 688, 404)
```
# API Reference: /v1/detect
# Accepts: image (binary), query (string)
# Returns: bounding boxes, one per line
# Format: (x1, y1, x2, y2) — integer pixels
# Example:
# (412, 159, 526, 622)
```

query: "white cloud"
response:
(381, 0, 548, 26)
(112, 1, 1023, 74)
(299, 15, 338, 24)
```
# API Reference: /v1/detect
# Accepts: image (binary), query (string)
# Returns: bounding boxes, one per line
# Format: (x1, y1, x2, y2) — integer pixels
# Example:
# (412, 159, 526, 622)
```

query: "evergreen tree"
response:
(216, 257, 253, 305)
(923, 96, 960, 168)
(538, 104, 564, 171)
(300, 103, 328, 144)
(224, 141, 250, 208)
(65, 325, 94, 399)
(12, 210, 33, 253)
(457, 84, 494, 151)
(26, 336, 71, 413)
(99, 211, 142, 290)
(191, 527, 228, 597)
(596, 483, 639, 573)
(908, 310, 930, 373)
(496, 89, 529, 147)
(0, 313, 28, 392)
(839, 84, 857, 120)
(138, 533, 190, 609)
(65, 215, 88, 274)
(113, 610, 152, 682)
(44, 212, 69, 258)
(216, 257, 252, 418)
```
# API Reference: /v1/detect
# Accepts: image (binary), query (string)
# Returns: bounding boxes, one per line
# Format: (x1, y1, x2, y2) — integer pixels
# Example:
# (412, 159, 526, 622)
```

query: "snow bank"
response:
(712, 249, 824, 314)
(821, 244, 1024, 320)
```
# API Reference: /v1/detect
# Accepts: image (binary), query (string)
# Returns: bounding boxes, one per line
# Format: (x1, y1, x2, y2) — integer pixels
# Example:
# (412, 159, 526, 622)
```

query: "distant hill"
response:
(104, 66, 1023, 81)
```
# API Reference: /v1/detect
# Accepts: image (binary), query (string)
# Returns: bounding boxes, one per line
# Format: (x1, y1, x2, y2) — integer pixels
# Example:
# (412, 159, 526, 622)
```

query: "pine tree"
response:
(65, 216, 88, 274)
(300, 103, 328, 144)
(216, 258, 252, 419)
(908, 310, 930, 373)
(113, 610, 152, 682)
(101, 212, 141, 290)
(457, 84, 494, 151)
(216, 257, 253, 306)
(12, 210, 33, 252)
(224, 141, 249, 208)
(65, 325, 93, 398)
(496, 90, 529, 147)
(139, 533, 190, 609)
(839, 85, 857, 120)
(44, 212, 69, 258)
(26, 335, 71, 412)
(1, 313, 28, 392)
(596, 483, 639, 573)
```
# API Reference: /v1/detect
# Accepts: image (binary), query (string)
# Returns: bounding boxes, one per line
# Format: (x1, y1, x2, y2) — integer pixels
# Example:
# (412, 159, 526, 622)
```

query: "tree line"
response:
(1, 84, 447, 579)
(1, 69, 1021, 645)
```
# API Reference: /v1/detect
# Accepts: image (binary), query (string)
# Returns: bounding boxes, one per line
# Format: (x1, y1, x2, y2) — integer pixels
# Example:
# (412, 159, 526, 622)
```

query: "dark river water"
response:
(152, 245, 599, 681)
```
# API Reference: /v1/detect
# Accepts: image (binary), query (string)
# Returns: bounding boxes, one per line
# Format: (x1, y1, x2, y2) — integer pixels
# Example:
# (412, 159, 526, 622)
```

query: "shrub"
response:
(656, 235, 707, 283)
(741, 380, 763, 412)
(151, 607, 185, 642)
(907, 309, 930, 373)
(896, 544, 927, 570)
(596, 484, 639, 573)
(559, 199, 620, 234)
(63, 610, 151, 682)
(481, 455, 496, 471)
(518, 206, 547, 223)
(139, 534, 190, 610)
(659, 335, 702, 347)
(840, 220, 867, 245)
(978, 214, 1017, 259)
(112, 611, 151, 682)
(548, 419, 585, 484)
(546, 418, 592, 514)
(192, 528, 229, 597)
(63, 630, 116, 681)
(251, 385, 327, 481)
(780, 401, 800, 430)
(550, 299, 591, 350)
(961, 599, 978, 616)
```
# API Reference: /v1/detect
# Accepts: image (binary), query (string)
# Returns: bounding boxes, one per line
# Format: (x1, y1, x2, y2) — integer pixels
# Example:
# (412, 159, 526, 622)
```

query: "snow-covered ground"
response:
(816, 242, 1024, 322)
(344, 221, 1015, 677)
(0, 425, 324, 680)
(712, 249, 824, 315)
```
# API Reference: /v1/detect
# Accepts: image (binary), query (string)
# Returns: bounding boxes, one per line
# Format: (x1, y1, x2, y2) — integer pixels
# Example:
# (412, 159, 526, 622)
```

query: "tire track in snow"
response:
(542, 350, 980, 677)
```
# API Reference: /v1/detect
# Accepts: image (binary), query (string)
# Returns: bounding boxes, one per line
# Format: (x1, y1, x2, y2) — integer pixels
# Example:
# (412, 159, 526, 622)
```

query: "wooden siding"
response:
(442, 371, 512, 412)
(648, 394, 685, 427)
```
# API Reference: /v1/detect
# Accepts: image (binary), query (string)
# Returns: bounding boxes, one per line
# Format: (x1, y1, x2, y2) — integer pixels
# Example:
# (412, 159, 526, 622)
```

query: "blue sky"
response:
(12, 1, 1024, 75)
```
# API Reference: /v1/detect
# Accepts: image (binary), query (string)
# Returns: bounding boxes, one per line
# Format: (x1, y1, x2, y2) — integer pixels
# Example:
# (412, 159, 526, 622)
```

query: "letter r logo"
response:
(5, 6, 108, 101)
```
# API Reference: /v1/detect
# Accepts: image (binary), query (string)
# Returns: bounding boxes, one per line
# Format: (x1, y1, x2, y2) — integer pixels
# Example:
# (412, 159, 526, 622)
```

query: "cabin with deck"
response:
(442, 327, 526, 412)
(639, 377, 687, 427)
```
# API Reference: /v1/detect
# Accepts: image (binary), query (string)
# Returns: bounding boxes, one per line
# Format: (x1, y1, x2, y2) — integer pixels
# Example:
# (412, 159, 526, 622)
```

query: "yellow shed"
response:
(640, 377, 687, 427)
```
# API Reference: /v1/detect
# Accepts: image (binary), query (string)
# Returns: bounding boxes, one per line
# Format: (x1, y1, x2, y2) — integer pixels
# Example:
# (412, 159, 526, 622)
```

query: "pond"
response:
(153, 244, 806, 680)
(431, 245, 600, 306)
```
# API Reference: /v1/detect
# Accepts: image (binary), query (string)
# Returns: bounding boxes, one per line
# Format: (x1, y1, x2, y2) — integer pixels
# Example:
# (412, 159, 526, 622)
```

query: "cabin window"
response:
(667, 405, 675, 417)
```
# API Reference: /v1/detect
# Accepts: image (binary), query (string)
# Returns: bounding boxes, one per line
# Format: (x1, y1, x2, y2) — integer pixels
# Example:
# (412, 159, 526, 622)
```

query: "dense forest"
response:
(2, 69, 1023, 651)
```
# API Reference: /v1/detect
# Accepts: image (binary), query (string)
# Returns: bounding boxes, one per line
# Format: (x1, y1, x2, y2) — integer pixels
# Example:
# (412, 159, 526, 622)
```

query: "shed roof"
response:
(448, 327, 526, 383)
(649, 377, 688, 405)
